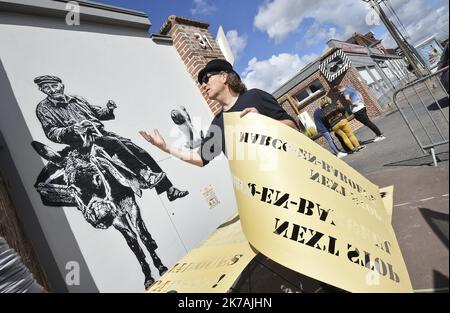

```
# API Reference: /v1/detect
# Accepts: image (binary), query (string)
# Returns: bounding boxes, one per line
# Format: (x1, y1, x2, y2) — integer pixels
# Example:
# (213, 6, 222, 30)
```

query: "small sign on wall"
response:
(194, 32, 213, 50)
(201, 185, 220, 209)
(320, 49, 351, 82)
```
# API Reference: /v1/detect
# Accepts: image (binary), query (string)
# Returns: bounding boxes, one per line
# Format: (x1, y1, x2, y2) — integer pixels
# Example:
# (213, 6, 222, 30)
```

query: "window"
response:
(358, 68, 374, 84)
(294, 80, 325, 107)
(309, 80, 323, 93)
(295, 90, 310, 102)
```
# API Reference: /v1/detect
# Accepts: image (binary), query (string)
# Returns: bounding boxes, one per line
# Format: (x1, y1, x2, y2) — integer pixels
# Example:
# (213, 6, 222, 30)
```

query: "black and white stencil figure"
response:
(170, 106, 203, 149)
(31, 75, 189, 289)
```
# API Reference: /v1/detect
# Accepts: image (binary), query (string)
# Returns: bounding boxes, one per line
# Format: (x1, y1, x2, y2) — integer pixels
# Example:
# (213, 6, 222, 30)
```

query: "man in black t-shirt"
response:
(140, 61, 344, 292)
(140, 59, 298, 166)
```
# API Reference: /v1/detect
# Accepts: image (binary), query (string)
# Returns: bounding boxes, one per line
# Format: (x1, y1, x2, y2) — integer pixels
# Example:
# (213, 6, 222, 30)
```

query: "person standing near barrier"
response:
(333, 85, 386, 142)
(320, 96, 364, 153)
(313, 100, 347, 158)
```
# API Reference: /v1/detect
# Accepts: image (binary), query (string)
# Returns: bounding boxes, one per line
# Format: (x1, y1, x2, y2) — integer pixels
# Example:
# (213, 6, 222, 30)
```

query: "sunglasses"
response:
(202, 71, 223, 84)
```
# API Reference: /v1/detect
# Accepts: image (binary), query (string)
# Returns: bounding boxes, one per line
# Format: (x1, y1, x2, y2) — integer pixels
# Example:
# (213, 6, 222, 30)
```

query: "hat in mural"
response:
(197, 59, 240, 84)
(34, 75, 62, 86)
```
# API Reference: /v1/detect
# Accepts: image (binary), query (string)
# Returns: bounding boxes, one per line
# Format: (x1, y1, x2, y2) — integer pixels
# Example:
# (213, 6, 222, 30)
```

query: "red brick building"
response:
(346, 32, 388, 54)
(159, 15, 228, 116)
(271, 40, 410, 146)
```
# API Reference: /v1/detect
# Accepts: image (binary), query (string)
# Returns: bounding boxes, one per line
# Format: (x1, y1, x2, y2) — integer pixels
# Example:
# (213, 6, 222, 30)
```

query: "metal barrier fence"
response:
(393, 66, 449, 166)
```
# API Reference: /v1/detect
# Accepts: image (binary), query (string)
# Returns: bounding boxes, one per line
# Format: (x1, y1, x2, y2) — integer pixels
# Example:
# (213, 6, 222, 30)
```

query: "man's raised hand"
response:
(139, 129, 167, 152)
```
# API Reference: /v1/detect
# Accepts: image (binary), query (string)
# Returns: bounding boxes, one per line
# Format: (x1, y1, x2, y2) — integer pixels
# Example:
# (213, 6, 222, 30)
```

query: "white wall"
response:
(0, 13, 236, 292)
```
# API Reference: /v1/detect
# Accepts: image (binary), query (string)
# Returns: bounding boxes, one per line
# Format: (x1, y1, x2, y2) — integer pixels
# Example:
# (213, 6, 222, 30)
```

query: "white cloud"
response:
(242, 53, 319, 93)
(254, 0, 449, 47)
(190, 0, 216, 15)
(254, 0, 370, 43)
(304, 23, 338, 47)
(225, 30, 248, 60)
(380, 0, 449, 47)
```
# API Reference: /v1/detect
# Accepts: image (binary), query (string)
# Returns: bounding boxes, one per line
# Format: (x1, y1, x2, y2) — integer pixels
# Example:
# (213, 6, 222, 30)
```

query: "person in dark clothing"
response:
(333, 85, 386, 142)
(313, 98, 347, 158)
(34, 75, 187, 201)
(320, 96, 365, 153)
(140, 59, 298, 166)
(141, 60, 346, 293)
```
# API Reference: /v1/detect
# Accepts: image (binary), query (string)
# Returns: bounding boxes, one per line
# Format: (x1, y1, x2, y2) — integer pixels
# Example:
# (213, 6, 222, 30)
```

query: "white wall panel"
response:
(0, 13, 235, 292)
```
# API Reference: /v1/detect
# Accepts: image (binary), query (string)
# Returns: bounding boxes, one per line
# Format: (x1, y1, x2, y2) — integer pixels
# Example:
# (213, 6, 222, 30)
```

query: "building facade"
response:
(159, 15, 228, 116)
(272, 38, 411, 146)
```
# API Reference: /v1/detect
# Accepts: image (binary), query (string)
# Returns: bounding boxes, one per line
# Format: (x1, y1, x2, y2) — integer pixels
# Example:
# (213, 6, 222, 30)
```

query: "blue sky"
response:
(94, 0, 449, 93)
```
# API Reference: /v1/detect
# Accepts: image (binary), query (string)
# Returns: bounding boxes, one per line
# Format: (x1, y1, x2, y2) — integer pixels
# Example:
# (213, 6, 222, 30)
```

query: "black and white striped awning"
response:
(319, 49, 351, 82)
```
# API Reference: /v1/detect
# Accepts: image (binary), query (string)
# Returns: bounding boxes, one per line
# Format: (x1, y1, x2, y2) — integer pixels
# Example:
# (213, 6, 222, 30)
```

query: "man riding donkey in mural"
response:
(32, 75, 190, 289)
(33, 75, 188, 201)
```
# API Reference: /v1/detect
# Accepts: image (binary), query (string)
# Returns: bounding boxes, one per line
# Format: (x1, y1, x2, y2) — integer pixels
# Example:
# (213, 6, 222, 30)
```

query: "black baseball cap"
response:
(197, 59, 240, 84)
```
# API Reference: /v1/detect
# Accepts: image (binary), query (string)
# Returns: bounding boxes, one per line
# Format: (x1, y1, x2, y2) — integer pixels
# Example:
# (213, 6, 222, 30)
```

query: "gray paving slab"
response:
(366, 167, 448, 291)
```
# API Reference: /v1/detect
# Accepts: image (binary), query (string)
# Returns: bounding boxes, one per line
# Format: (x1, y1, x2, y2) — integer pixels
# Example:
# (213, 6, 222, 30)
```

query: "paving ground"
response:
(332, 90, 448, 292)
(366, 167, 448, 292)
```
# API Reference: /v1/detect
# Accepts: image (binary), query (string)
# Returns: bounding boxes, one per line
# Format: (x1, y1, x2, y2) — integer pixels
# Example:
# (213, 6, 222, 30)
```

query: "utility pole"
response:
(364, 0, 424, 78)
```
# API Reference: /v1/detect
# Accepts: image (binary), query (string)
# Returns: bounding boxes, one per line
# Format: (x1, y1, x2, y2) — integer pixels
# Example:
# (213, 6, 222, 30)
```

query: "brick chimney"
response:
(160, 15, 226, 116)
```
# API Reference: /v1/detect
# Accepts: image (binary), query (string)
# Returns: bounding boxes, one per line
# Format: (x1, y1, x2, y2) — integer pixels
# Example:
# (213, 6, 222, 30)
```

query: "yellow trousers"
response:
(332, 120, 360, 150)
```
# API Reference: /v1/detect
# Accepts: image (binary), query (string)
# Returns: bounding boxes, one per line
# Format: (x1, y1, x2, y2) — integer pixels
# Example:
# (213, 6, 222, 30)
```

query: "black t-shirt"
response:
(321, 103, 346, 128)
(200, 88, 295, 165)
